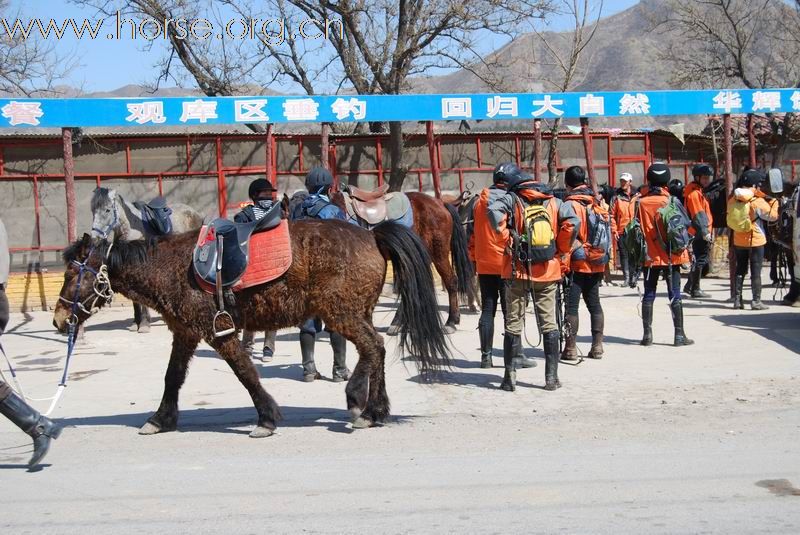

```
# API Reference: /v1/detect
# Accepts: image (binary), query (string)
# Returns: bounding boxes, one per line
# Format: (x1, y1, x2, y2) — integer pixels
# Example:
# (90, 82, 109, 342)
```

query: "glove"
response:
(704, 233, 713, 243)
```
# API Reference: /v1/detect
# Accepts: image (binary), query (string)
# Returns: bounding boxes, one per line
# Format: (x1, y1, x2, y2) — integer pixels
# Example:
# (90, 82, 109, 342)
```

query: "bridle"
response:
(57, 243, 115, 322)
(91, 194, 120, 239)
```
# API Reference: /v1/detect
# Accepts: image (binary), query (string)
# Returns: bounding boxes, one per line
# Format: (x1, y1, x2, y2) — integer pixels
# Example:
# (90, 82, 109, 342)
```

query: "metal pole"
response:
(533, 118, 542, 182)
(62, 127, 77, 243)
(723, 113, 735, 298)
(580, 117, 598, 196)
(265, 123, 274, 187)
(426, 120, 442, 198)
(747, 114, 757, 168)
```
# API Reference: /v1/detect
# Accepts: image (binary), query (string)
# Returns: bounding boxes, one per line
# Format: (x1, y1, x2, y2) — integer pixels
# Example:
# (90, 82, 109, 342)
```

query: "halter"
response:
(92, 195, 120, 239)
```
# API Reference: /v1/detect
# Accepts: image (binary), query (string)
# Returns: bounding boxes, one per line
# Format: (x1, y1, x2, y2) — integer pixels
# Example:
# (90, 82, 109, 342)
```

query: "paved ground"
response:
(1, 275, 800, 534)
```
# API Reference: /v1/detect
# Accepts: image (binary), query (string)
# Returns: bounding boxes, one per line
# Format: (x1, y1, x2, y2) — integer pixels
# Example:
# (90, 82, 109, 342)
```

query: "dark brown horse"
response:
(53, 221, 450, 437)
(332, 191, 473, 334)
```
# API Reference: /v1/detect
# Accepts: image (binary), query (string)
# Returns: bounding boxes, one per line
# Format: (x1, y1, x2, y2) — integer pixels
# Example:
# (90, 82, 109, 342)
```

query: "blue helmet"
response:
(493, 162, 530, 189)
(305, 167, 334, 193)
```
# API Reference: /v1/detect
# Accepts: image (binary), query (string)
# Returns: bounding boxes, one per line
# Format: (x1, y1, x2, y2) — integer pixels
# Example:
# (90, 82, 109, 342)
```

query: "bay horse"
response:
(90, 187, 204, 332)
(53, 220, 450, 437)
(331, 190, 473, 334)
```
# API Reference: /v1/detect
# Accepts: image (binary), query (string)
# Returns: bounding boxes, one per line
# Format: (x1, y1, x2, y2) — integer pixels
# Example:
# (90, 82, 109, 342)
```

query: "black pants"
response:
(692, 237, 710, 271)
(617, 237, 631, 284)
(735, 246, 765, 280)
(642, 266, 682, 303)
(565, 272, 603, 316)
(478, 274, 507, 330)
(0, 286, 9, 335)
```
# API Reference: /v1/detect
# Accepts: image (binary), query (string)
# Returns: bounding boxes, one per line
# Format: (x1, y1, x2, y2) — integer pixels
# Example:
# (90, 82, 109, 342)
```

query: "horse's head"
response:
(53, 233, 115, 333)
(90, 187, 122, 240)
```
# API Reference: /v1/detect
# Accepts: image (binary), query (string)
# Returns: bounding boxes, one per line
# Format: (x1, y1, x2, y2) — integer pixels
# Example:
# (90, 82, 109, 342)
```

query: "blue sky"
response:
(7, 0, 640, 92)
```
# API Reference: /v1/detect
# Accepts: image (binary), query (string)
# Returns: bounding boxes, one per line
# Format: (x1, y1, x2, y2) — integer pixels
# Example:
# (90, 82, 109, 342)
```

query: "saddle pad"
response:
(194, 220, 292, 294)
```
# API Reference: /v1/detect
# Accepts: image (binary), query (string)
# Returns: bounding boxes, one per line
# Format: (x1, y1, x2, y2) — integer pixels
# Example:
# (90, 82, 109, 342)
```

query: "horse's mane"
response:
(62, 236, 153, 272)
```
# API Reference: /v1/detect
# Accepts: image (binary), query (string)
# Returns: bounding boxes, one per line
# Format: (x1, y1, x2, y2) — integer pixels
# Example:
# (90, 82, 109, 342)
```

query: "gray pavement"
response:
(1, 275, 799, 533)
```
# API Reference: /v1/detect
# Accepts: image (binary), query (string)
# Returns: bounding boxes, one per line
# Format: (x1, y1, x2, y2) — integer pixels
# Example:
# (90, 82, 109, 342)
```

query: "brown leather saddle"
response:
(349, 184, 391, 225)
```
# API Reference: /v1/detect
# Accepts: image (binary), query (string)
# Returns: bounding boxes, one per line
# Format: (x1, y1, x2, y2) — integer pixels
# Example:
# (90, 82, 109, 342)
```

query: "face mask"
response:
(256, 199, 273, 210)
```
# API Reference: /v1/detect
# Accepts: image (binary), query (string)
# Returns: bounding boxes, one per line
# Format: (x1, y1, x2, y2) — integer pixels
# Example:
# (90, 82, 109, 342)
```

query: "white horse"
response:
(89, 187, 204, 332)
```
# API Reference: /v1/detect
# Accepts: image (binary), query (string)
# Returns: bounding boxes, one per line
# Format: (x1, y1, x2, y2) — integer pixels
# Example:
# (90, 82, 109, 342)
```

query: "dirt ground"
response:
(1, 274, 799, 534)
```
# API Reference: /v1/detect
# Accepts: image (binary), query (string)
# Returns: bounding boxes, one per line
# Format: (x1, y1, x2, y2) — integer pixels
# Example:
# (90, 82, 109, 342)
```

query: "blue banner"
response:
(0, 88, 797, 128)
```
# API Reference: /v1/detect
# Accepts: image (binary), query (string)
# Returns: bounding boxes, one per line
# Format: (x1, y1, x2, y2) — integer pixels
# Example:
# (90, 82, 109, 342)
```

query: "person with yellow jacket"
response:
(682, 164, 715, 298)
(468, 163, 536, 369)
(487, 163, 563, 392)
(633, 163, 694, 347)
(727, 169, 780, 310)
(557, 166, 609, 361)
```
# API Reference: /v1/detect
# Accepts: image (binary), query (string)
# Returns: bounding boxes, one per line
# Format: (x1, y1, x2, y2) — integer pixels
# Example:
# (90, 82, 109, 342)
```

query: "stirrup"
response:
(213, 310, 236, 338)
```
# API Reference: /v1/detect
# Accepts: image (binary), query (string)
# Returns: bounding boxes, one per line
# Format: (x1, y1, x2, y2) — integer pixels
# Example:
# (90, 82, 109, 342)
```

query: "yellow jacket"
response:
(727, 188, 779, 248)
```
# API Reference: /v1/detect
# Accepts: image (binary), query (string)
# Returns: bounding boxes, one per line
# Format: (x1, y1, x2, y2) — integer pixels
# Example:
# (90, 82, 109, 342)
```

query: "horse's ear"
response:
(81, 232, 91, 245)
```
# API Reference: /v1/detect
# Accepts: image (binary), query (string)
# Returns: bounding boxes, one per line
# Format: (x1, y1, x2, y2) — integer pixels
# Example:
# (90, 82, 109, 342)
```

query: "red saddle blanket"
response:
(194, 220, 293, 293)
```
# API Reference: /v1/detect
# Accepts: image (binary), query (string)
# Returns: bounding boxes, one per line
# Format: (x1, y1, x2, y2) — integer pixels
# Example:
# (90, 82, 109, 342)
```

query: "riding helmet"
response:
(739, 168, 764, 188)
(248, 178, 276, 200)
(646, 162, 671, 186)
(493, 162, 530, 189)
(692, 163, 714, 178)
(305, 167, 334, 192)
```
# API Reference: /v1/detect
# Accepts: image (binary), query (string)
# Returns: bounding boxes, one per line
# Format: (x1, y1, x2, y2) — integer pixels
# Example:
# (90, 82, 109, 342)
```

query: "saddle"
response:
(134, 196, 173, 236)
(193, 202, 283, 288)
(345, 184, 413, 228)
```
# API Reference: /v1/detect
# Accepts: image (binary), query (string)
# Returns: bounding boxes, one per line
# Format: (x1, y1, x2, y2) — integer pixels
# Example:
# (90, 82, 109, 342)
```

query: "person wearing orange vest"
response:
(634, 163, 694, 347)
(557, 166, 609, 361)
(727, 169, 780, 310)
(611, 172, 636, 286)
(487, 164, 563, 392)
(468, 163, 536, 369)
(682, 163, 715, 298)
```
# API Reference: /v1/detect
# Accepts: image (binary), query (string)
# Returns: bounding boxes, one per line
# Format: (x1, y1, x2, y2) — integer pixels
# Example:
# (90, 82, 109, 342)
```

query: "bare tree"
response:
(522, 0, 603, 182)
(657, 0, 800, 165)
(0, 1, 76, 96)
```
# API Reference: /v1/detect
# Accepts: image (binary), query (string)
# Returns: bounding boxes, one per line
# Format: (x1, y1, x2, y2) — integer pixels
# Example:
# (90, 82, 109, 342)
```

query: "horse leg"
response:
(210, 335, 281, 437)
(138, 306, 152, 333)
(432, 250, 459, 334)
(467, 274, 481, 313)
(140, 333, 199, 435)
(129, 302, 142, 332)
(386, 301, 403, 337)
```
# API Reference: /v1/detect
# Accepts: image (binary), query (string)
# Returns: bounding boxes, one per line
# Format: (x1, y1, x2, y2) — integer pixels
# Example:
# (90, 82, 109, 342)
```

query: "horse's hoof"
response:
(443, 324, 457, 335)
(127, 322, 139, 332)
(249, 426, 275, 438)
(386, 324, 401, 337)
(138, 422, 161, 435)
(352, 416, 373, 429)
(349, 407, 363, 420)
(137, 324, 151, 334)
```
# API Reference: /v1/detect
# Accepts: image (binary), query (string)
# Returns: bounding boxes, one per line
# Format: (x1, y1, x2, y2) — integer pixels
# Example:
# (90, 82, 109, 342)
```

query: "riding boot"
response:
(330, 332, 350, 382)
(733, 275, 745, 310)
(478, 321, 494, 369)
(0, 389, 61, 469)
(640, 302, 654, 346)
(241, 330, 257, 359)
(299, 332, 321, 382)
(751, 277, 769, 311)
(682, 274, 694, 296)
(499, 333, 519, 392)
(543, 330, 561, 391)
(560, 315, 579, 361)
(690, 269, 710, 298)
(587, 313, 604, 359)
(670, 301, 695, 346)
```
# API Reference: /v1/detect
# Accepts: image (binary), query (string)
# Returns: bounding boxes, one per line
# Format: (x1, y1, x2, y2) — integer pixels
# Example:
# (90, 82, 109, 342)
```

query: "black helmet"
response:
(647, 162, 671, 186)
(692, 163, 714, 178)
(668, 178, 684, 199)
(564, 166, 586, 187)
(739, 168, 764, 188)
(305, 166, 334, 193)
(493, 162, 530, 189)
(248, 178, 276, 201)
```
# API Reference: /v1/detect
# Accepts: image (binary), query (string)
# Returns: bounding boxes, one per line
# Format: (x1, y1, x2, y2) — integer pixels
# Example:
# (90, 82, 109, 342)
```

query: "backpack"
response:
(512, 195, 556, 266)
(656, 197, 692, 255)
(622, 200, 648, 284)
(583, 202, 612, 265)
(727, 199, 753, 233)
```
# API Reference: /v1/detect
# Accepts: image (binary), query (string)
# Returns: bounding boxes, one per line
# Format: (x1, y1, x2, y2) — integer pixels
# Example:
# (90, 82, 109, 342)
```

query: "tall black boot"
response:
(543, 330, 561, 391)
(478, 321, 494, 369)
(670, 301, 695, 346)
(560, 315, 579, 361)
(0, 389, 61, 468)
(500, 333, 520, 392)
(733, 275, 745, 310)
(587, 313, 604, 359)
(690, 269, 710, 298)
(299, 332, 321, 382)
(640, 302, 653, 346)
(330, 331, 350, 382)
(751, 276, 769, 310)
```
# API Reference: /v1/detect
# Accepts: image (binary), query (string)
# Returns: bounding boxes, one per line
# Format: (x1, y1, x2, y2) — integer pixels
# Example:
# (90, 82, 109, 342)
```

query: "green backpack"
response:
(622, 200, 648, 286)
(656, 197, 692, 255)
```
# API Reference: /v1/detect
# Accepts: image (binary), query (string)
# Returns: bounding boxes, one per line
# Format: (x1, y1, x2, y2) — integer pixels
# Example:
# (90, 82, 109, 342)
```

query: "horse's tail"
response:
(373, 222, 451, 377)
(445, 202, 474, 299)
